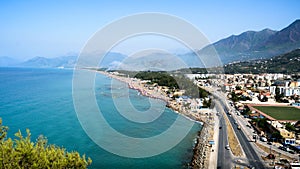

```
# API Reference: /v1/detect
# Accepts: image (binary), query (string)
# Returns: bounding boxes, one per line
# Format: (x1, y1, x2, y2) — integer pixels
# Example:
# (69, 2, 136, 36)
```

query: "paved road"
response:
(215, 101, 232, 169)
(212, 91, 266, 169)
(200, 86, 298, 168)
(230, 102, 300, 160)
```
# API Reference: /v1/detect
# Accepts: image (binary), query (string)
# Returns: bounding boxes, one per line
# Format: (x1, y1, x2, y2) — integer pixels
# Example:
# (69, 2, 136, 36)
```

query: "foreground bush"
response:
(0, 118, 92, 168)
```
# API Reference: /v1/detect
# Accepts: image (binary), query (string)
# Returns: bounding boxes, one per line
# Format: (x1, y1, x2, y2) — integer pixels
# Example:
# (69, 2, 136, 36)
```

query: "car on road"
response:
(225, 145, 230, 150)
(219, 126, 222, 129)
(237, 125, 241, 130)
(278, 146, 290, 152)
(246, 124, 252, 128)
(260, 137, 267, 142)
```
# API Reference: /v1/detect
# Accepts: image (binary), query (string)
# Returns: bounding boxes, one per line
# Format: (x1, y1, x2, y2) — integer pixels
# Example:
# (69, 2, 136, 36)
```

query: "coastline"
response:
(97, 71, 207, 123)
(96, 70, 212, 168)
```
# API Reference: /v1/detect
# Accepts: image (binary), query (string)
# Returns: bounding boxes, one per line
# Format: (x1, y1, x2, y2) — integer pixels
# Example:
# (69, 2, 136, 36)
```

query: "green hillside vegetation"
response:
(134, 71, 179, 89)
(224, 49, 300, 74)
(134, 71, 204, 98)
(111, 71, 210, 99)
(0, 118, 92, 168)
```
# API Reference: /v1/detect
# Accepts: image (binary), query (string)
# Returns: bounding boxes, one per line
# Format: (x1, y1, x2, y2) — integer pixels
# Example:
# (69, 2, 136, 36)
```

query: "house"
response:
(279, 128, 296, 145)
(224, 84, 235, 92)
(269, 121, 296, 145)
(292, 102, 300, 107)
(173, 91, 184, 97)
(269, 80, 300, 97)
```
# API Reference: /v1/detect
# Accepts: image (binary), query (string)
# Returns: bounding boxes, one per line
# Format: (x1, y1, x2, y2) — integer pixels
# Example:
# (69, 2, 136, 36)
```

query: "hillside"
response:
(0, 52, 127, 68)
(224, 49, 300, 74)
(199, 19, 300, 64)
(20, 56, 77, 68)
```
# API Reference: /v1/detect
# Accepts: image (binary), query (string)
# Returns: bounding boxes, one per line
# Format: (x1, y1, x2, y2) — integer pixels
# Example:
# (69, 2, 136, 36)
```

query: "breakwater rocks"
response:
(190, 123, 209, 169)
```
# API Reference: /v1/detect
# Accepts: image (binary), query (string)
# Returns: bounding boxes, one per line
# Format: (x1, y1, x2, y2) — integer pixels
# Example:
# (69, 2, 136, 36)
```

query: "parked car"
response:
(279, 146, 290, 152)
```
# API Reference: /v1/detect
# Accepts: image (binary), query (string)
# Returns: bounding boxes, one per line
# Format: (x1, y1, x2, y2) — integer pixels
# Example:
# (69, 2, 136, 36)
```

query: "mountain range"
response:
(20, 56, 77, 68)
(202, 19, 300, 63)
(224, 49, 300, 74)
(1, 19, 299, 69)
(0, 52, 127, 68)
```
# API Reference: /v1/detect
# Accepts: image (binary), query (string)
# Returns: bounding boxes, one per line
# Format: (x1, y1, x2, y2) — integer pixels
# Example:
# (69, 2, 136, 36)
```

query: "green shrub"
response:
(0, 118, 92, 168)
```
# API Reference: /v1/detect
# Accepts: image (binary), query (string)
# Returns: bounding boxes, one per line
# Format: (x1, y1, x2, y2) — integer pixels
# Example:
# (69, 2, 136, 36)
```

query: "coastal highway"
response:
(226, 108, 265, 168)
(215, 100, 233, 169)
(213, 91, 266, 169)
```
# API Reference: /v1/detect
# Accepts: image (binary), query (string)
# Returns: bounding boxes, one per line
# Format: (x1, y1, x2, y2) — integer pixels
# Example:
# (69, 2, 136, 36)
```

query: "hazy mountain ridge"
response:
(20, 56, 77, 68)
(224, 49, 300, 74)
(0, 52, 127, 68)
(1, 20, 300, 69)
(203, 19, 300, 63)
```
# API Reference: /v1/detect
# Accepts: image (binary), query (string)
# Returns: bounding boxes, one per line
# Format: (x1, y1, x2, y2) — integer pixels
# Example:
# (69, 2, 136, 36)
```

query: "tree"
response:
(275, 86, 284, 102)
(285, 122, 296, 132)
(0, 118, 8, 141)
(242, 106, 251, 115)
(271, 132, 283, 142)
(0, 118, 92, 168)
(198, 88, 209, 98)
(255, 118, 268, 129)
(202, 99, 208, 108)
(230, 92, 240, 102)
(235, 86, 242, 90)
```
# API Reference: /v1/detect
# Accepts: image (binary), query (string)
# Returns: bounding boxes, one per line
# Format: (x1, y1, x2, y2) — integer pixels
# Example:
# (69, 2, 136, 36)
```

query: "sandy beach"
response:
(97, 70, 210, 123)
(96, 70, 214, 168)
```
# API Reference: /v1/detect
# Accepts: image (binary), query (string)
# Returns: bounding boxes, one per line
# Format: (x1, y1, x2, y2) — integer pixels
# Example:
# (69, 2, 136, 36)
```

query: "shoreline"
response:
(97, 71, 208, 123)
(96, 70, 211, 168)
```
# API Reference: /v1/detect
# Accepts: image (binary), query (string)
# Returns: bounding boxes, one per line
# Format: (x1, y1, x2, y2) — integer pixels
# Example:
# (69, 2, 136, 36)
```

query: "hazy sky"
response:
(1, 0, 299, 60)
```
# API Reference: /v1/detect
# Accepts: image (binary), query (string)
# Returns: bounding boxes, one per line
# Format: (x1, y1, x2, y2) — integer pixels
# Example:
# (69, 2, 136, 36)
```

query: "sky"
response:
(0, 0, 299, 60)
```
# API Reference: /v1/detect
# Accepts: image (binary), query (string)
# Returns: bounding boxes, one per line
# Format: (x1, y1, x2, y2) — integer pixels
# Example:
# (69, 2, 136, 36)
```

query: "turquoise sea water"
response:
(0, 67, 201, 169)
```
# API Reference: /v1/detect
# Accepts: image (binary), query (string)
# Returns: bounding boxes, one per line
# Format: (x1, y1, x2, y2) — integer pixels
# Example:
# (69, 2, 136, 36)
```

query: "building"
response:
(269, 121, 296, 145)
(269, 83, 300, 97)
(291, 102, 300, 107)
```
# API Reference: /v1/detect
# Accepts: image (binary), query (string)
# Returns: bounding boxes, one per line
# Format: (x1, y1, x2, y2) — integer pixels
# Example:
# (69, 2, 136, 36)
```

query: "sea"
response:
(0, 67, 202, 169)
